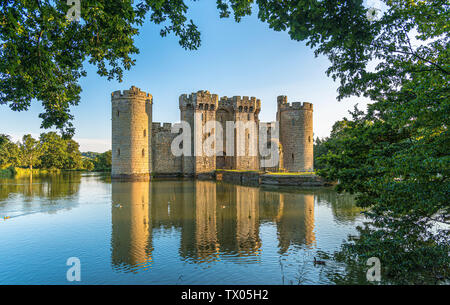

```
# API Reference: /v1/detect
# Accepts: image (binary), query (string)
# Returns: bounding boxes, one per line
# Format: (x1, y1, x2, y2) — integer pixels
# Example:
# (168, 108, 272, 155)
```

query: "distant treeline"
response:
(0, 133, 111, 173)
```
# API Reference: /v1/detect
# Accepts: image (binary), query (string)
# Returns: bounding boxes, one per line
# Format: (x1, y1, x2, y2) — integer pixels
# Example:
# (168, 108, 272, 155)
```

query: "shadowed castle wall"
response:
(180, 91, 218, 175)
(151, 123, 182, 175)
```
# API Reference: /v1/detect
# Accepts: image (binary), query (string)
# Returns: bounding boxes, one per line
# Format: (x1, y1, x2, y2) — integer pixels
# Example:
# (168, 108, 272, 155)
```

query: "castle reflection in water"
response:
(111, 180, 318, 271)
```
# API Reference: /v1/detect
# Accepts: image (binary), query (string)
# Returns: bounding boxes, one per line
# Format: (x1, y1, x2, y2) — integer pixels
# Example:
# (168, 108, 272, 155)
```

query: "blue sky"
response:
(0, 1, 372, 152)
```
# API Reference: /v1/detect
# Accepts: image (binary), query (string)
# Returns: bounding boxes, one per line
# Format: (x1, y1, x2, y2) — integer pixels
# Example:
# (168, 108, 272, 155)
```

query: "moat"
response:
(0, 172, 364, 284)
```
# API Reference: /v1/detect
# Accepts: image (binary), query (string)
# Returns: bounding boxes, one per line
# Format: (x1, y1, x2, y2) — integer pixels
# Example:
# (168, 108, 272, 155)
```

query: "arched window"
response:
(210, 104, 215, 110)
(142, 148, 145, 157)
(249, 106, 254, 112)
(239, 106, 243, 112)
(199, 103, 203, 110)
(205, 104, 209, 110)
(143, 129, 147, 137)
(244, 106, 248, 112)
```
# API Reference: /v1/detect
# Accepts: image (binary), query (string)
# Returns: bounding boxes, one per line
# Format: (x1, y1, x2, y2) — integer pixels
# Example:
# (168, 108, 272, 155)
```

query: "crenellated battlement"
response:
(152, 122, 175, 132)
(179, 90, 219, 111)
(278, 101, 313, 111)
(218, 96, 261, 113)
(111, 86, 153, 102)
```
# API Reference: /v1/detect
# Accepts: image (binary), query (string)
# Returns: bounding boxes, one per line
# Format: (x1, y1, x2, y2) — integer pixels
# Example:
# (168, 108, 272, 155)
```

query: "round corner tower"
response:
(111, 86, 153, 180)
(277, 96, 314, 172)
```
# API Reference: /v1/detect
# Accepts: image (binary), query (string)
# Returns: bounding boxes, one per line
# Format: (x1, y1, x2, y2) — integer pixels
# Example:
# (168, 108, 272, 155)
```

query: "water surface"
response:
(0, 172, 364, 284)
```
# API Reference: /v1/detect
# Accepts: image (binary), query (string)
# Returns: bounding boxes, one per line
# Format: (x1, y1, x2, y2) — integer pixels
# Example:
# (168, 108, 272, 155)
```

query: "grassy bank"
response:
(265, 171, 317, 176)
(0, 167, 61, 178)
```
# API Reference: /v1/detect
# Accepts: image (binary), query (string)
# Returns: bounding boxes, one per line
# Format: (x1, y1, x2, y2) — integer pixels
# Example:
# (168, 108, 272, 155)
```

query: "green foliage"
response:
(0, 134, 20, 168)
(82, 151, 100, 159)
(93, 150, 111, 171)
(19, 134, 42, 170)
(1, 132, 87, 171)
(39, 132, 70, 169)
(0, 0, 206, 136)
(246, 0, 450, 283)
(313, 137, 328, 170)
(82, 158, 95, 171)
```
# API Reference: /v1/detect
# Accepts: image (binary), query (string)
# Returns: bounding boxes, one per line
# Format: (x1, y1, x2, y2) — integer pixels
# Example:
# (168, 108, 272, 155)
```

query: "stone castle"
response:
(111, 86, 313, 180)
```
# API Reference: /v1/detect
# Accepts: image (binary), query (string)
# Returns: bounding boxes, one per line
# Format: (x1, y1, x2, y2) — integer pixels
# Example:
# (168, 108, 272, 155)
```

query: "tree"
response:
(0, 0, 253, 136)
(65, 138, 83, 169)
(82, 158, 95, 171)
(0, 134, 20, 168)
(19, 134, 42, 170)
(93, 150, 112, 171)
(249, 0, 449, 283)
(39, 132, 68, 169)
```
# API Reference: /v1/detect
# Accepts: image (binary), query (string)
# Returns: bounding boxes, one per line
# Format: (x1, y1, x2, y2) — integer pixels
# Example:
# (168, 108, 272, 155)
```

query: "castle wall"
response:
(151, 123, 182, 175)
(216, 99, 234, 169)
(217, 96, 261, 171)
(259, 122, 280, 172)
(277, 96, 314, 172)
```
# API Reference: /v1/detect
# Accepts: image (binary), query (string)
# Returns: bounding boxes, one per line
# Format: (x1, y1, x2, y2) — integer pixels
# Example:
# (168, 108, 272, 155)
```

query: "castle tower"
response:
(179, 90, 219, 176)
(277, 96, 314, 172)
(232, 96, 261, 170)
(111, 86, 153, 180)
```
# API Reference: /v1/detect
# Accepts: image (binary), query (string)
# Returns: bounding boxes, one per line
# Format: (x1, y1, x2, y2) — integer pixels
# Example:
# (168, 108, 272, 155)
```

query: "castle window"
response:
(249, 107, 254, 112)
(142, 148, 145, 157)
(308, 136, 311, 142)
(244, 106, 248, 112)
(117, 110, 120, 117)
(117, 148, 120, 157)
(210, 105, 215, 110)
(205, 104, 209, 110)
(292, 118, 295, 126)
(201, 113, 203, 121)
(292, 153, 294, 160)
(247, 114, 250, 120)
(239, 106, 243, 112)
(143, 129, 147, 137)
(199, 104, 203, 110)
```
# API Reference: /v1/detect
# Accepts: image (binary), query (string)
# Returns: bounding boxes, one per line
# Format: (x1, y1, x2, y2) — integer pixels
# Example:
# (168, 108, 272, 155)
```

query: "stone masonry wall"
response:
(151, 123, 182, 175)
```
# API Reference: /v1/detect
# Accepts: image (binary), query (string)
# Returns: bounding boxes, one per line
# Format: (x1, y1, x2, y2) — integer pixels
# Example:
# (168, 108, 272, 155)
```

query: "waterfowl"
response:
(314, 257, 326, 265)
